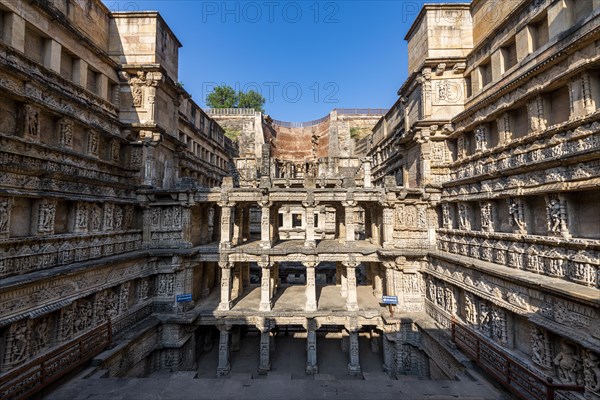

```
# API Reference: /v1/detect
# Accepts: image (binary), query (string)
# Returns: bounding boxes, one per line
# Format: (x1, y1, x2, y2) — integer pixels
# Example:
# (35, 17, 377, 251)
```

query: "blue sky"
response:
(105, 1, 458, 121)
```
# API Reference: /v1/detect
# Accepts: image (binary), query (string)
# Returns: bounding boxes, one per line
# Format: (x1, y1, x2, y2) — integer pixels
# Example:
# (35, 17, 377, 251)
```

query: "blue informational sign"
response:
(382, 296, 398, 305)
(176, 293, 193, 303)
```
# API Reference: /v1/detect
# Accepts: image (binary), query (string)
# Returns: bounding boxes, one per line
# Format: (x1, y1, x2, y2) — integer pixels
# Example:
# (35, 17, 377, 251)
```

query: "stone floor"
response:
(196, 284, 386, 315)
(46, 332, 508, 400)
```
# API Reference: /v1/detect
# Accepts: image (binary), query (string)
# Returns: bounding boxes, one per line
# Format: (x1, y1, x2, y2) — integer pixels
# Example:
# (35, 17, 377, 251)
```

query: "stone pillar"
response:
(232, 206, 243, 245)
(347, 329, 361, 375)
(362, 158, 372, 188)
(73, 59, 89, 90)
(382, 207, 394, 248)
(373, 264, 383, 299)
(305, 319, 319, 374)
(219, 202, 233, 249)
(270, 262, 278, 298)
(242, 262, 250, 288)
(304, 204, 316, 248)
(258, 325, 271, 374)
(344, 262, 359, 312)
(201, 263, 210, 297)
(217, 325, 231, 376)
(44, 39, 62, 73)
(304, 261, 317, 312)
(337, 207, 346, 244)
(385, 266, 396, 297)
(241, 206, 250, 242)
(343, 202, 356, 243)
(259, 261, 272, 311)
(219, 262, 232, 311)
(259, 202, 271, 249)
(231, 263, 242, 300)
(269, 205, 279, 244)
(371, 207, 380, 245)
(3, 13, 25, 52)
(340, 262, 348, 298)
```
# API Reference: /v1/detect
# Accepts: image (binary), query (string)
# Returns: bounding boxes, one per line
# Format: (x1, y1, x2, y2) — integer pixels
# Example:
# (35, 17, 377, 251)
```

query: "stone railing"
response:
(205, 108, 256, 116)
(448, 120, 600, 184)
(436, 230, 600, 288)
(271, 114, 330, 128)
(0, 231, 143, 279)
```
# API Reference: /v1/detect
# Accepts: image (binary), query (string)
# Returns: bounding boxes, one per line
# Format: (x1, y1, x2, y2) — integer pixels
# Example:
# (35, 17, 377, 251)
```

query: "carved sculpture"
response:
(554, 340, 583, 385)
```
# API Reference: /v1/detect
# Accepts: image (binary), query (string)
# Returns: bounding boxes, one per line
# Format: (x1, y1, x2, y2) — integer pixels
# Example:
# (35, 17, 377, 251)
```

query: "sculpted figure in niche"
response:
(554, 340, 583, 385)
(475, 126, 487, 151)
(0, 199, 9, 232)
(7, 322, 29, 365)
(442, 204, 450, 228)
(547, 198, 562, 233)
(25, 105, 39, 137)
(90, 205, 101, 231)
(531, 328, 545, 366)
(508, 201, 524, 230)
(60, 119, 73, 147)
(458, 204, 471, 230)
(464, 293, 477, 324)
(584, 351, 600, 393)
(38, 201, 56, 232)
(32, 318, 49, 354)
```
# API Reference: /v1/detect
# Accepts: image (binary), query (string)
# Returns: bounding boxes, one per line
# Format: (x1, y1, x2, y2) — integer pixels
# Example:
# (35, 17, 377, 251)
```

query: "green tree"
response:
(206, 85, 237, 108)
(238, 90, 265, 113)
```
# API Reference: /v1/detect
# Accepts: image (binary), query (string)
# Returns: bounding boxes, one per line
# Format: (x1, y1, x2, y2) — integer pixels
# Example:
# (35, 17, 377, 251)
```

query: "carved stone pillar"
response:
(373, 264, 383, 299)
(370, 206, 380, 245)
(344, 262, 359, 312)
(219, 202, 233, 249)
(340, 262, 348, 298)
(496, 112, 512, 145)
(304, 261, 317, 312)
(216, 325, 231, 376)
(362, 158, 372, 188)
(343, 201, 357, 243)
(337, 206, 346, 244)
(232, 205, 243, 245)
(259, 261, 272, 311)
(258, 324, 272, 374)
(382, 207, 395, 248)
(385, 265, 396, 298)
(259, 202, 271, 249)
(270, 262, 278, 298)
(304, 204, 316, 248)
(231, 263, 243, 300)
(305, 319, 319, 374)
(241, 206, 251, 242)
(528, 95, 547, 132)
(219, 262, 232, 311)
(242, 262, 250, 288)
(347, 328, 361, 375)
